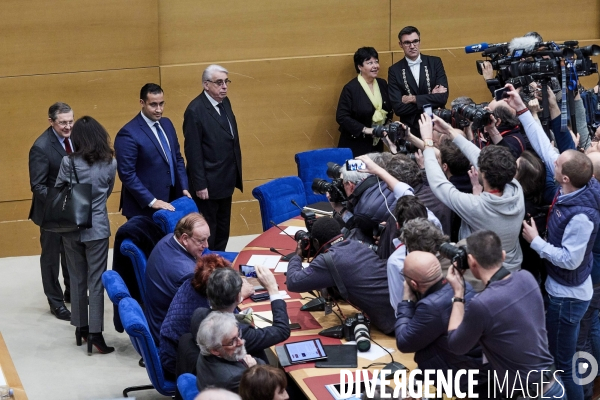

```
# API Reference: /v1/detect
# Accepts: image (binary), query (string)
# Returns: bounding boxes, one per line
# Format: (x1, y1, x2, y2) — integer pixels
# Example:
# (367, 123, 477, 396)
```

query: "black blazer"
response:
(335, 77, 392, 157)
(183, 92, 243, 199)
(28, 128, 68, 226)
(388, 55, 449, 135)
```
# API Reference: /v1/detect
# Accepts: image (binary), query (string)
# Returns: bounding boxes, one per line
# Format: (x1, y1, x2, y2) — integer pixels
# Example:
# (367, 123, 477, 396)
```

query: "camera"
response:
(372, 122, 407, 143)
(311, 162, 348, 204)
(294, 230, 314, 258)
(343, 313, 371, 352)
(433, 108, 471, 129)
(453, 104, 492, 131)
(439, 242, 469, 270)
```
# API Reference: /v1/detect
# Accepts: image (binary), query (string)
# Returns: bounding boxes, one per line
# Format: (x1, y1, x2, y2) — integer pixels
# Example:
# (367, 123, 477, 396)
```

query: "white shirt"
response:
(52, 129, 73, 152)
(204, 91, 233, 137)
(140, 111, 171, 158)
(405, 55, 422, 86)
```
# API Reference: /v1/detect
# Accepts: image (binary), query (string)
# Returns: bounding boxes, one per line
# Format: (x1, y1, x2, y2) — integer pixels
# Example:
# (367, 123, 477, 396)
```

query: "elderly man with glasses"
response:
(183, 64, 243, 251)
(388, 26, 449, 137)
(196, 312, 265, 393)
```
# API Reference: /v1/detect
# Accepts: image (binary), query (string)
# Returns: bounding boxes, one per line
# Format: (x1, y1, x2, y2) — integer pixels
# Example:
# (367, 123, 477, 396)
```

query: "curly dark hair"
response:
(386, 154, 422, 188)
(353, 47, 379, 74)
(477, 145, 516, 191)
(191, 254, 231, 296)
(394, 196, 427, 231)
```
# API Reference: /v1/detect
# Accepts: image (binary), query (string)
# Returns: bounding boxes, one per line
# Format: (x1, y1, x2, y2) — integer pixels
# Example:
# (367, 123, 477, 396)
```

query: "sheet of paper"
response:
(280, 226, 306, 236)
(246, 254, 281, 269)
(274, 261, 310, 273)
(344, 341, 395, 361)
(279, 290, 291, 299)
(252, 310, 291, 328)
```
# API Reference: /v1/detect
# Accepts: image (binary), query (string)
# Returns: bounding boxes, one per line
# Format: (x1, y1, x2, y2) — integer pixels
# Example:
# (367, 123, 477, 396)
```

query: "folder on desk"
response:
(315, 344, 357, 368)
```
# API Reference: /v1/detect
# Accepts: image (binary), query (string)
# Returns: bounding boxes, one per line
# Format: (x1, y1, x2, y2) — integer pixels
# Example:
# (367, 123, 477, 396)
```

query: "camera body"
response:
(439, 242, 469, 270)
(372, 122, 407, 143)
(343, 313, 371, 351)
(453, 104, 493, 131)
(294, 229, 313, 258)
(311, 162, 348, 204)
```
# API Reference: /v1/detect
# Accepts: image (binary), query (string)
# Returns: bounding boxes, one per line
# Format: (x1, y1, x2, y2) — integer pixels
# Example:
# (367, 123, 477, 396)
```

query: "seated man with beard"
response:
(195, 312, 265, 392)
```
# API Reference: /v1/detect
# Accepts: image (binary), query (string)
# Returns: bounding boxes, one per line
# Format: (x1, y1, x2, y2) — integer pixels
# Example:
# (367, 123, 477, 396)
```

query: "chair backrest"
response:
(177, 373, 200, 400)
(120, 238, 148, 306)
(152, 196, 199, 235)
(201, 248, 238, 264)
(295, 147, 353, 204)
(252, 176, 307, 231)
(102, 270, 131, 306)
(119, 297, 176, 396)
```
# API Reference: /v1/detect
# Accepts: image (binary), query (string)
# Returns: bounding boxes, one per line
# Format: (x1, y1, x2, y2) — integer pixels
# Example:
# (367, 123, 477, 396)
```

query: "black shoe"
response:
(87, 333, 115, 355)
(64, 291, 71, 303)
(75, 326, 89, 346)
(50, 305, 71, 321)
(139, 357, 145, 368)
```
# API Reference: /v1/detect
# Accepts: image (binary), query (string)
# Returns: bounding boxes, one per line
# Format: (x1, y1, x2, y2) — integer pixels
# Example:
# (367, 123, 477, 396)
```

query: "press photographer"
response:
(285, 216, 396, 334)
(446, 230, 564, 399)
(321, 156, 396, 244)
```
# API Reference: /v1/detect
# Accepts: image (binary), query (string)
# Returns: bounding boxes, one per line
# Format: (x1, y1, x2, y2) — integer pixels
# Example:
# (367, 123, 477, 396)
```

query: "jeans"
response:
(542, 375, 567, 400)
(546, 295, 590, 400)
(576, 288, 600, 400)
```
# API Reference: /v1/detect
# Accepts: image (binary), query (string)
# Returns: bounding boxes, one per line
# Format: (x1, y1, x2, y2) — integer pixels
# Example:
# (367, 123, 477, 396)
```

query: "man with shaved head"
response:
(505, 84, 600, 400)
(395, 250, 480, 395)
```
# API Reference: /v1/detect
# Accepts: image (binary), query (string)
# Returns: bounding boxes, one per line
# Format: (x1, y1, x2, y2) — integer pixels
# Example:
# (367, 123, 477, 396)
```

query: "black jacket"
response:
(336, 77, 392, 157)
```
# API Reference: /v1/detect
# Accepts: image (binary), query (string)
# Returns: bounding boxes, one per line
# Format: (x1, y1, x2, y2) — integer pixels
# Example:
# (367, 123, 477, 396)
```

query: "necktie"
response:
(154, 123, 175, 186)
(64, 138, 72, 155)
(217, 103, 233, 137)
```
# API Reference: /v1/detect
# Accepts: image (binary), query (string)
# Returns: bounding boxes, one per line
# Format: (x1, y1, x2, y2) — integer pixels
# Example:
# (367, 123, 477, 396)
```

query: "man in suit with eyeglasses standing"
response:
(388, 26, 449, 137)
(183, 64, 243, 251)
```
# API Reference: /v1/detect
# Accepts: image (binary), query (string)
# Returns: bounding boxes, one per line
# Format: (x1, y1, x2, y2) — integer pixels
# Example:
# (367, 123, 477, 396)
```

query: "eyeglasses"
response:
(221, 327, 243, 347)
(189, 235, 209, 246)
(402, 39, 420, 47)
(55, 120, 74, 127)
(205, 79, 231, 87)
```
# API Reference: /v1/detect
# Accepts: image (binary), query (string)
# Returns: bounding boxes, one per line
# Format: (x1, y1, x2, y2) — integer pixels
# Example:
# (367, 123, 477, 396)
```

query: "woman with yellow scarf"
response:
(336, 47, 393, 157)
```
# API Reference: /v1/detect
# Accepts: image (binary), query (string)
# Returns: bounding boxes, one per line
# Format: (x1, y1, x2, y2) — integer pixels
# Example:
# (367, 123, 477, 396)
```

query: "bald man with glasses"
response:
(388, 26, 449, 137)
(183, 64, 243, 252)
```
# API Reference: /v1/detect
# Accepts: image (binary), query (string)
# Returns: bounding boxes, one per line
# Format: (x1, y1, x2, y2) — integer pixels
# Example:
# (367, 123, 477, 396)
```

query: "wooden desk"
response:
(0, 333, 28, 400)
(236, 218, 416, 400)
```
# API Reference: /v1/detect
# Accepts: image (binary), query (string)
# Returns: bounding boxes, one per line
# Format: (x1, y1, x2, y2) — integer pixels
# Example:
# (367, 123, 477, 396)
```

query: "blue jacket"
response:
(159, 279, 209, 375)
(546, 179, 600, 286)
(347, 176, 396, 239)
(395, 280, 481, 392)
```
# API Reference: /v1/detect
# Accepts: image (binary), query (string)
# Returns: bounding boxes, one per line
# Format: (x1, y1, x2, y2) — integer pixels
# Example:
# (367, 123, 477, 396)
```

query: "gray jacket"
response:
(55, 156, 117, 242)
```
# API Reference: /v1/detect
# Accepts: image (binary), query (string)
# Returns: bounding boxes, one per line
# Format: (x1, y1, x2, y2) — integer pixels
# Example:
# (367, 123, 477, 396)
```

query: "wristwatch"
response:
(451, 296, 465, 303)
(424, 139, 434, 148)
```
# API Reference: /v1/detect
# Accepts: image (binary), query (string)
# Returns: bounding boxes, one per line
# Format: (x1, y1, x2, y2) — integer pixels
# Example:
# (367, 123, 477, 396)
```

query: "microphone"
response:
(269, 220, 297, 241)
(290, 199, 303, 212)
(270, 247, 286, 257)
(464, 42, 489, 54)
(270, 246, 296, 262)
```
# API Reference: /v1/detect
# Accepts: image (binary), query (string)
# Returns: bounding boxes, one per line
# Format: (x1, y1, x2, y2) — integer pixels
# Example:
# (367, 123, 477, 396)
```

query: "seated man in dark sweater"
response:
(195, 311, 265, 392)
(396, 251, 482, 396)
(145, 212, 210, 340)
(286, 217, 395, 334)
(447, 230, 563, 399)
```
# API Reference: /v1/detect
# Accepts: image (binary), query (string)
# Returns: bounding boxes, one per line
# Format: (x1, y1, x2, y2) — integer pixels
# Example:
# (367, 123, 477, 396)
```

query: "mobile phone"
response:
(250, 292, 270, 302)
(494, 87, 510, 101)
(239, 265, 256, 278)
(422, 104, 433, 119)
(288, 323, 302, 330)
(345, 159, 366, 171)
(253, 285, 266, 292)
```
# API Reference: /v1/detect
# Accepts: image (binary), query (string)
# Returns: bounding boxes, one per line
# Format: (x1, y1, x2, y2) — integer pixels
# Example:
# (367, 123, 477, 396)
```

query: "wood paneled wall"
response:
(1, 0, 599, 257)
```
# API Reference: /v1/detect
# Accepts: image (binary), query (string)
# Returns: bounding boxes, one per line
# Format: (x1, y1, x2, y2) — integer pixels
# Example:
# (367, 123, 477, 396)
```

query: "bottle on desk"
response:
(0, 385, 13, 398)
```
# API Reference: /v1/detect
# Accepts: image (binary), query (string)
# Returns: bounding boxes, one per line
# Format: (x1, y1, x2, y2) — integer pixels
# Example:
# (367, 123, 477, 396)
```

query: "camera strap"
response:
(485, 266, 511, 288)
(322, 252, 349, 301)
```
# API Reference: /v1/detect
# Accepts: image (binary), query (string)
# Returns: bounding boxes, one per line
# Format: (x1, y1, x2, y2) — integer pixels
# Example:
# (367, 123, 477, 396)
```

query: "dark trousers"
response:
(193, 196, 232, 251)
(39, 228, 70, 308)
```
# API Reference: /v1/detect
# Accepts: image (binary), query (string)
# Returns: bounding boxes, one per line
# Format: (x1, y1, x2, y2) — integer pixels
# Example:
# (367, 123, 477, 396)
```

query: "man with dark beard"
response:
(195, 312, 265, 392)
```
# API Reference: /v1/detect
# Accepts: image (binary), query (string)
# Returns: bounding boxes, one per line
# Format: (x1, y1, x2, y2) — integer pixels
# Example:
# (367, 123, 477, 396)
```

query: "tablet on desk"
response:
(284, 338, 327, 364)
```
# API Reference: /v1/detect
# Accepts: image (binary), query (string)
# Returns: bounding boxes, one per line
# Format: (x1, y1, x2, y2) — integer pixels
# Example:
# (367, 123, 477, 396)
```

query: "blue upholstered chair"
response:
(252, 176, 307, 231)
(152, 196, 199, 234)
(120, 239, 148, 307)
(295, 147, 353, 204)
(119, 297, 176, 397)
(102, 270, 131, 306)
(177, 373, 200, 400)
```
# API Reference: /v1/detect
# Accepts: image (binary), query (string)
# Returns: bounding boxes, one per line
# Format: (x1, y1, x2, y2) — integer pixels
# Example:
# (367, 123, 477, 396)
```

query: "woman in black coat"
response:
(336, 47, 393, 157)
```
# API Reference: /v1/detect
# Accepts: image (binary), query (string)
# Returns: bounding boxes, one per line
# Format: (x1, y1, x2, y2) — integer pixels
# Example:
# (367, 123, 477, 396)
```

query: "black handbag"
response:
(41, 156, 93, 233)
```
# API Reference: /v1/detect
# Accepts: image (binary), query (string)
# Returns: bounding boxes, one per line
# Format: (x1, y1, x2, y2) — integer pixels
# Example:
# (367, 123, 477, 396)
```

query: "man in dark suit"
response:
(115, 83, 190, 219)
(183, 65, 243, 251)
(28, 102, 72, 320)
(388, 26, 449, 136)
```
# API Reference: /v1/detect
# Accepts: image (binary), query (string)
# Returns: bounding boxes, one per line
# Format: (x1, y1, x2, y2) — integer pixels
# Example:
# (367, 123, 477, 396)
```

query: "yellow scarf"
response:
(357, 74, 387, 126)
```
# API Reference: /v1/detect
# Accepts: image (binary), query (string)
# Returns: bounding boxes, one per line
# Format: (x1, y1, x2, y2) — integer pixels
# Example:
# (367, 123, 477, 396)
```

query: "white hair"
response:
(202, 64, 229, 82)
(196, 312, 237, 356)
(342, 169, 367, 185)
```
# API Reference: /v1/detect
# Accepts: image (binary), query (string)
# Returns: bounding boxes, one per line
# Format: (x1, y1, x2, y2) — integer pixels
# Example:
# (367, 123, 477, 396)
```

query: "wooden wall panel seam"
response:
(0, 66, 160, 80)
